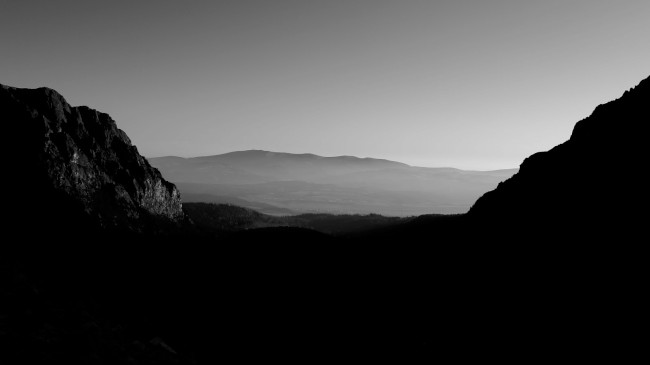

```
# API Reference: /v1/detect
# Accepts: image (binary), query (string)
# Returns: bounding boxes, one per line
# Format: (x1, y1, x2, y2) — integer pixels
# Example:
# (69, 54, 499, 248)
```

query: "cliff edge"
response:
(0, 83, 187, 235)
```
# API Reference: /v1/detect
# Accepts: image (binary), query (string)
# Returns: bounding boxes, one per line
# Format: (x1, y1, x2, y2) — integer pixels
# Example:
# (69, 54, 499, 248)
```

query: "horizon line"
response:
(147, 149, 520, 172)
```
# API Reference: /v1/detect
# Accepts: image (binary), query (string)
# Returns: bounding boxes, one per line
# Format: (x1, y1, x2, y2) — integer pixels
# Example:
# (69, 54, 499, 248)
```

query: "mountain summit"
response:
(1, 83, 187, 235)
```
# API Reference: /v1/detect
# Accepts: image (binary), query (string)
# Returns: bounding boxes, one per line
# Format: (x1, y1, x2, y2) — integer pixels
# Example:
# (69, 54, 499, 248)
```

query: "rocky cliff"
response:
(0, 83, 187, 234)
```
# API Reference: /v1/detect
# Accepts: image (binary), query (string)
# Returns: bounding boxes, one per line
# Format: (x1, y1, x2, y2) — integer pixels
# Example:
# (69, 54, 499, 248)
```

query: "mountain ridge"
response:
(150, 151, 517, 215)
(151, 149, 516, 171)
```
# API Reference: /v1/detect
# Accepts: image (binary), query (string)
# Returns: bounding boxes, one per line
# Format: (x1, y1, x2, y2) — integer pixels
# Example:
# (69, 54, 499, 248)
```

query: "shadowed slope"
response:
(468, 75, 649, 239)
(347, 75, 650, 360)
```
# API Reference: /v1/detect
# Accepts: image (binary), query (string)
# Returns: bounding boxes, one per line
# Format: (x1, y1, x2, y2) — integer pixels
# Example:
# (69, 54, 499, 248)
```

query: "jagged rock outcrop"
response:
(468, 75, 649, 238)
(0, 83, 187, 234)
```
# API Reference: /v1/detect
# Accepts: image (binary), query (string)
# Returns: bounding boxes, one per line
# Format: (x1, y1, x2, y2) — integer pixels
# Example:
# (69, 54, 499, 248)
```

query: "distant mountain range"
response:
(149, 151, 517, 216)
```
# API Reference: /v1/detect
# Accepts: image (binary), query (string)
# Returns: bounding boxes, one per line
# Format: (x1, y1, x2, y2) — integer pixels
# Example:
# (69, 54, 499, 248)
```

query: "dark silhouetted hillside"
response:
(468, 75, 649, 240)
(337, 75, 650, 361)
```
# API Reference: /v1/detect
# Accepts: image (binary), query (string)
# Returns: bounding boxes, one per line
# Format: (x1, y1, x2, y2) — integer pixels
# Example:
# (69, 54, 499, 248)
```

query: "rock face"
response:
(468, 75, 649, 237)
(0, 83, 186, 233)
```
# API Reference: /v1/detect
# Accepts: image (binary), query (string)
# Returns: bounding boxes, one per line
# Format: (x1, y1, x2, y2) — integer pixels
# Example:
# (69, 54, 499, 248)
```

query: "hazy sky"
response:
(1, 1, 649, 170)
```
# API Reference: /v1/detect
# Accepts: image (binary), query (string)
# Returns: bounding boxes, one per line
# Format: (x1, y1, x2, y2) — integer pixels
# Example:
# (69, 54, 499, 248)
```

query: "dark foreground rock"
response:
(1, 83, 187, 236)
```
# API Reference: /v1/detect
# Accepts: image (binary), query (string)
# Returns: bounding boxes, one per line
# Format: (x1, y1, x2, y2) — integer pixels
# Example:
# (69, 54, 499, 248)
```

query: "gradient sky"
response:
(1, 0, 649, 170)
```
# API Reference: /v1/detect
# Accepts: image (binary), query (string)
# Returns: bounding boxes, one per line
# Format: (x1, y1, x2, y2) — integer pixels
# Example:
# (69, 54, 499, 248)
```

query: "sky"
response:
(1, 0, 649, 170)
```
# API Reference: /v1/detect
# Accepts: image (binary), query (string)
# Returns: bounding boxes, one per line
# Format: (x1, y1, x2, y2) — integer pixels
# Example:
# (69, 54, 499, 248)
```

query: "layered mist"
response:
(149, 150, 517, 216)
